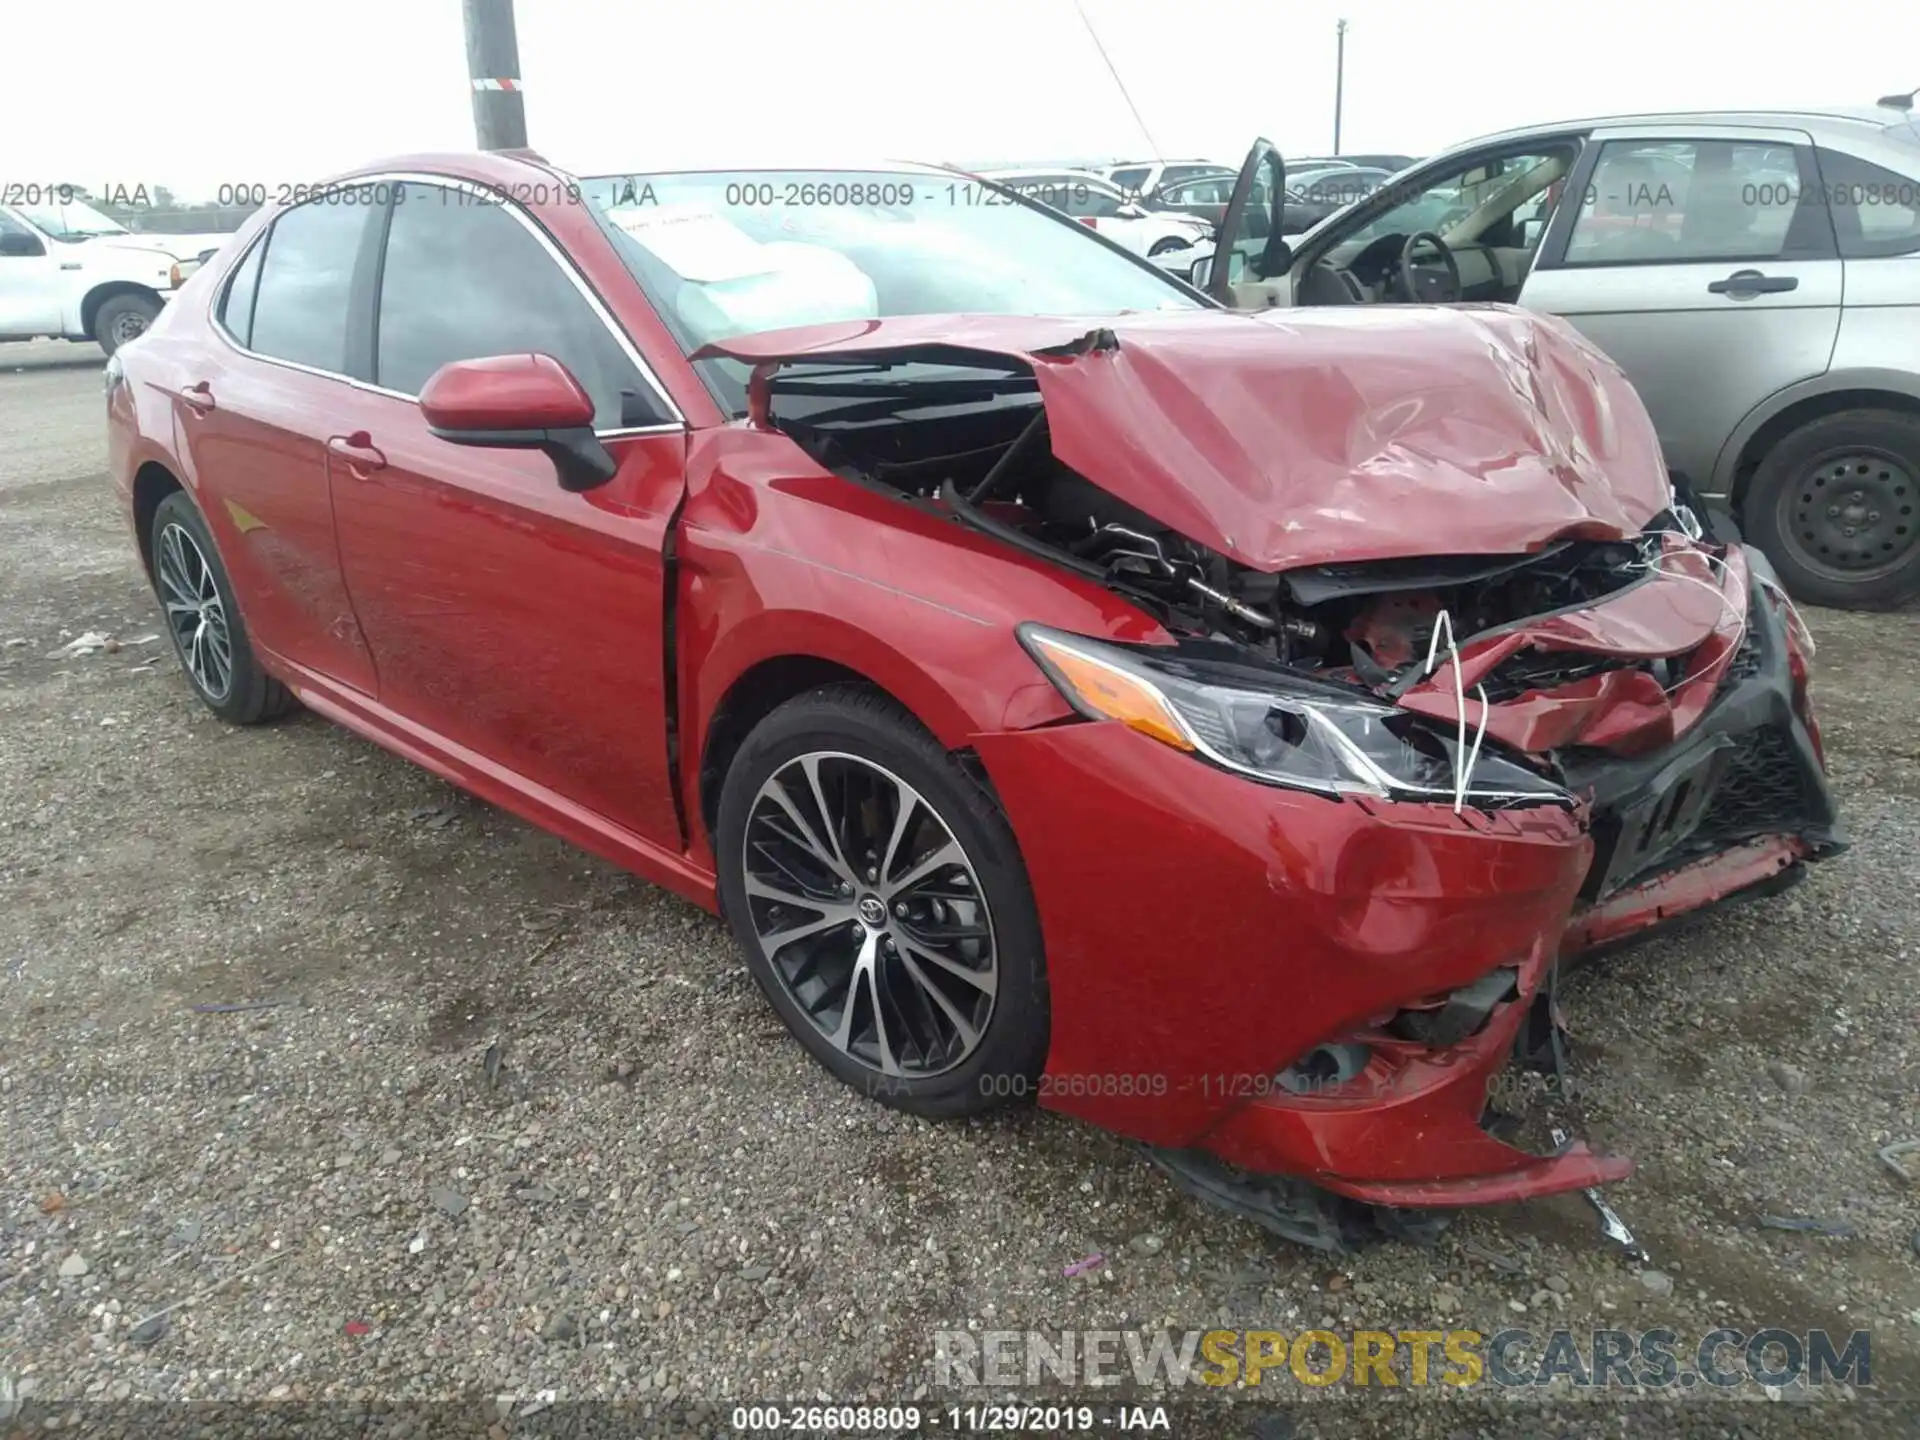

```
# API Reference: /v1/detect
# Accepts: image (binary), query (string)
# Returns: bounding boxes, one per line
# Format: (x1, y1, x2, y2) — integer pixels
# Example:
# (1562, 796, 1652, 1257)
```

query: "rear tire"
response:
(1744, 408, 1920, 610)
(715, 685, 1049, 1118)
(150, 491, 295, 724)
(94, 293, 161, 356)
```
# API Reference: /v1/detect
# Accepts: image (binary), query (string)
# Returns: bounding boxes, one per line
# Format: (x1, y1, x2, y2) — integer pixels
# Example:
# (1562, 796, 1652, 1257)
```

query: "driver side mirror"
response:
(1117, 202, 1147, 219)
(1187, 249, 1249, 290)
(0, 231, 46, 258)
(1518, 216, 1547, 248)
(420, 353, 618, 493)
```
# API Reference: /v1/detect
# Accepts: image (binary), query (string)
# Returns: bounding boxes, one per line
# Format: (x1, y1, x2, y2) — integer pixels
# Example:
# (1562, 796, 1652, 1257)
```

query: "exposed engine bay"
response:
(758, 355, 1843, 915)
(771, 371, 1693, 696)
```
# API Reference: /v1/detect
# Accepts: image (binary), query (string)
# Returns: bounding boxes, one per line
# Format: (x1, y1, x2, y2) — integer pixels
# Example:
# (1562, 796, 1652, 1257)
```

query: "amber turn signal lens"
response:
(1026, 633, 1194, 752)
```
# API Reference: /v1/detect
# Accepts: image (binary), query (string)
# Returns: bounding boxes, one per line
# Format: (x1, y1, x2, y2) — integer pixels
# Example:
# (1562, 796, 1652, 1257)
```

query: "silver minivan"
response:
(1197, 105, 1920, 609)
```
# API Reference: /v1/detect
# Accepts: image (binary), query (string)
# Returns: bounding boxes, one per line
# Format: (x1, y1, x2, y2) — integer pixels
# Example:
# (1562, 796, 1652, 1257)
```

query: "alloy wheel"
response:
(1784, 449, 1917, 578)
(741, 751, 997, 1078)
(156, 522, 233, 701)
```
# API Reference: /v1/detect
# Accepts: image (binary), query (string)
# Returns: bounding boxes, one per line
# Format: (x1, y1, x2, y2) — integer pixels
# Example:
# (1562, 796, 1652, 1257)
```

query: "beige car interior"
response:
(1222, 147, 1574, 309)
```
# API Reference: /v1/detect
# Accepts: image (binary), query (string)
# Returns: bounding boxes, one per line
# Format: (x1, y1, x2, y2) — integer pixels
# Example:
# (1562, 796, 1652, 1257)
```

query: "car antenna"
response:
(1877, 87, 1918, 111)
(1071, 0, 1164, 166)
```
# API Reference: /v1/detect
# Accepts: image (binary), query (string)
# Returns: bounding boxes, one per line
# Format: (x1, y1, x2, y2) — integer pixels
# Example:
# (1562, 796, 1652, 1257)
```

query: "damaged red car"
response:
(107, 151, 1843, 1250)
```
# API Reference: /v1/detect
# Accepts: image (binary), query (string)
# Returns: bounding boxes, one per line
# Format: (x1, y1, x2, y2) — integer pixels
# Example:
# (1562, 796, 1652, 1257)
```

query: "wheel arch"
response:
(131, 460, 186, 580)
(82, 282, 165, 339)
(696, 651, 963, 850)
(1720, 374, 1920, 515)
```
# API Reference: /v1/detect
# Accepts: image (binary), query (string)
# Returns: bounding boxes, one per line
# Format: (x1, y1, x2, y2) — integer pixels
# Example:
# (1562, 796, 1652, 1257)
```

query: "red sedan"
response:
(106, 150, 1842, 1250)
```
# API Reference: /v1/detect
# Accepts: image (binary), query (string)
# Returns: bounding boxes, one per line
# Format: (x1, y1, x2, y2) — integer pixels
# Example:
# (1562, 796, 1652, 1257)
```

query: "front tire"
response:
(1744, 408, 1920, 610)
(94, 293, 161, 356)
(1149, 236, 1192, 257)
(150, 491, 294, 724)
(715, 686, 1049, 1118)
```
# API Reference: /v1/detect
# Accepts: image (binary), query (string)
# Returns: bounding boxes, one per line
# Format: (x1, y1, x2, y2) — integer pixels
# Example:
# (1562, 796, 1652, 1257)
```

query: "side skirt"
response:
(264, 650, 719, 913)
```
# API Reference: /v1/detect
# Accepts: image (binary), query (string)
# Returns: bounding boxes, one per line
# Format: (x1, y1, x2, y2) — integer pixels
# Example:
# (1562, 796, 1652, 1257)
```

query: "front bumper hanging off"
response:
(971, 548, 1841, 1225)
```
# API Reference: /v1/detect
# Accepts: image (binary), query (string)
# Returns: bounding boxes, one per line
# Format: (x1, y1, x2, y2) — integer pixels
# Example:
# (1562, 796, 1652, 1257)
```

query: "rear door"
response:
(186, 199, 381, 693)
(1520, 124, 1843, 490)
(324, 178, 689, 851)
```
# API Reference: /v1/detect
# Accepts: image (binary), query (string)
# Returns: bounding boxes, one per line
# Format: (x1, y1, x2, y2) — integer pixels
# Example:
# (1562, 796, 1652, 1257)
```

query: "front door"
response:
(325, 179, 690, 851)
(1519, 126, 1844, 490)
(0, 209, 63, 335)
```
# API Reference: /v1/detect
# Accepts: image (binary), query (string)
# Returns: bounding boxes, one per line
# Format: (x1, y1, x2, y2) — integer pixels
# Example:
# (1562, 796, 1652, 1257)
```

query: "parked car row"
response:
(974, 168, 1214, 257)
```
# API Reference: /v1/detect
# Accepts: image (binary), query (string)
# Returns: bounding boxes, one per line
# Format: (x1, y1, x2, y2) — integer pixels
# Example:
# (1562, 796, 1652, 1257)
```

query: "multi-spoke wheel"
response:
(1747, 408, 1920, 610)
(149, 491, 294, 724)
(157, 520, 234, 701)
(716, 687, 1048, 1116)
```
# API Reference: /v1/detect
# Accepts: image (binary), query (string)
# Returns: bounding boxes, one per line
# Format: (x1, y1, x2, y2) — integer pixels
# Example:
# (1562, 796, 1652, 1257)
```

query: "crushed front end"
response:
(699, 311, 1844, 1243)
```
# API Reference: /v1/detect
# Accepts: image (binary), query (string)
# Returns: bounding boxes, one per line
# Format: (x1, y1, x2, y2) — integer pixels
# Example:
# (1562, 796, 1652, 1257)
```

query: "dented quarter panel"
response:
(697, 305, 1673, 572)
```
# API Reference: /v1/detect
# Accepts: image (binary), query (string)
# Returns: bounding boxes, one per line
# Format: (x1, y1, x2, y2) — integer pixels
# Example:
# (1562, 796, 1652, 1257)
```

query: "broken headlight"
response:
(1018, 624, 1572, 807)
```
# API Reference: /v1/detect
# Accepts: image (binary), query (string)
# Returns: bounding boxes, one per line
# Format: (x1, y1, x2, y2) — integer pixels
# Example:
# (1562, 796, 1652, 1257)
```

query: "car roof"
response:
(1450, 106, 1915, 148)
(328, 151, 969, 187)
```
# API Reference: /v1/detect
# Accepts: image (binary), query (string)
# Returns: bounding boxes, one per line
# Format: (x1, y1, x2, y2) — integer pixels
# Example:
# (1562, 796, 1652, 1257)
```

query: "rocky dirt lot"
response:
(1, 339, 1915, 1439)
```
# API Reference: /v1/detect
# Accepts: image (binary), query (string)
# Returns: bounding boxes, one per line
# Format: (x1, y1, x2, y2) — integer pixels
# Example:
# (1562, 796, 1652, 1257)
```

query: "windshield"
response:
(18, 198, 130, 239)
(579, 168, 1201, 414)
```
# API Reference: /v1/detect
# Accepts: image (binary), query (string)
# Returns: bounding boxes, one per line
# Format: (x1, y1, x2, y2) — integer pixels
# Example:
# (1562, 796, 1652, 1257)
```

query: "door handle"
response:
(177, 381, 216, 413)
(326, 432, 388, 475)
(1707, 269, 1798, 297)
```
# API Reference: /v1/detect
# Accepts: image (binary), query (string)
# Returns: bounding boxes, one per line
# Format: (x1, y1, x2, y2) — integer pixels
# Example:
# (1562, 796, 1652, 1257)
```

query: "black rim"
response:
(741, 751, 997, 1079)
(156, 521, 234, 701)
(1781, 447, 1917, 579)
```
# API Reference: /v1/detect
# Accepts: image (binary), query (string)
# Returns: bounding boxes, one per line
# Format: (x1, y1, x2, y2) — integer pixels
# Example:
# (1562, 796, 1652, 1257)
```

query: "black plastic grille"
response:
(1722, 622, 1764, 686)
(1694, 727, 1813, 844)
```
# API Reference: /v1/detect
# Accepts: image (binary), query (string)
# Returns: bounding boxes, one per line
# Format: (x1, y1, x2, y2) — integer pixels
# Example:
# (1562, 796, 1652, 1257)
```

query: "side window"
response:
(1108, 166, 1151, 199)
(249, 201, 371, 373)
(1564, 139, 1828, 265)
(217, 235, 265, 346)
(0, 210, 47, 256)
(1347, 151, 1564, 246)
(375, 183, 650, 429)
(1815, 147, 1920, 257)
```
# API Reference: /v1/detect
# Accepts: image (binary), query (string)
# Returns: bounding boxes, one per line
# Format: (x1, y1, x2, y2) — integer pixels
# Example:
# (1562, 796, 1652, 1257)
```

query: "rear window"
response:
(248, 201, 370, 373)
(217, 235, 265, 346)
(1815, 147, 1920, 257)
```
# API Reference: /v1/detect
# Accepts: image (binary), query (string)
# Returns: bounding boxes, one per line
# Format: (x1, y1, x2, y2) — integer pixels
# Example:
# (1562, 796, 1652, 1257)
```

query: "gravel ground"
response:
(1, 338, 1915, 1439)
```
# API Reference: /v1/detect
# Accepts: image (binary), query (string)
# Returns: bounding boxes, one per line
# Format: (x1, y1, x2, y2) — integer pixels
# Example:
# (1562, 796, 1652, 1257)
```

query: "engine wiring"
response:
(1417, 608, 1492, 816)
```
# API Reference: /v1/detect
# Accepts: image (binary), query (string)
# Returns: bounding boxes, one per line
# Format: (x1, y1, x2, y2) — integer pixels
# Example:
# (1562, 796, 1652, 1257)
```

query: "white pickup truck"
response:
(0, 195, 231, 355)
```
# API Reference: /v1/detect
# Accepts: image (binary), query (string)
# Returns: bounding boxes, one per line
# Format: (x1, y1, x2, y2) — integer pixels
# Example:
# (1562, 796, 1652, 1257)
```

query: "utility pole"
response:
(464, 0, 527, 150)
(1333, 19, 1348, 155)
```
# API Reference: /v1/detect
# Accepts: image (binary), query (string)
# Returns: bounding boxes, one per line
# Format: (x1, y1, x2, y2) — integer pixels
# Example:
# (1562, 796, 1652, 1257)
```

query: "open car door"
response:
(1192, 140, 1292, 306)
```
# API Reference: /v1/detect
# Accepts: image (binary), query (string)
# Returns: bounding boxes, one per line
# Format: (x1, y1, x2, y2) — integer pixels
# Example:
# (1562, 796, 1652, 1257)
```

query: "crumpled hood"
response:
(696, 306, 1673, 572)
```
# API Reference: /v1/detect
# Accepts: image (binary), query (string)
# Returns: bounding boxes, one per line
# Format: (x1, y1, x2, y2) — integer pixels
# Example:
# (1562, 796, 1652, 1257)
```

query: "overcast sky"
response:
(16, 0, 1920, 199)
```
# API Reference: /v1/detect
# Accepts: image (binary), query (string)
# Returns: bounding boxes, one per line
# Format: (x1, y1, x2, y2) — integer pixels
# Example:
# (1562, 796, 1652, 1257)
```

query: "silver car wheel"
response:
(156, 522, 233, 701)
(741, 751, 998, 1078)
